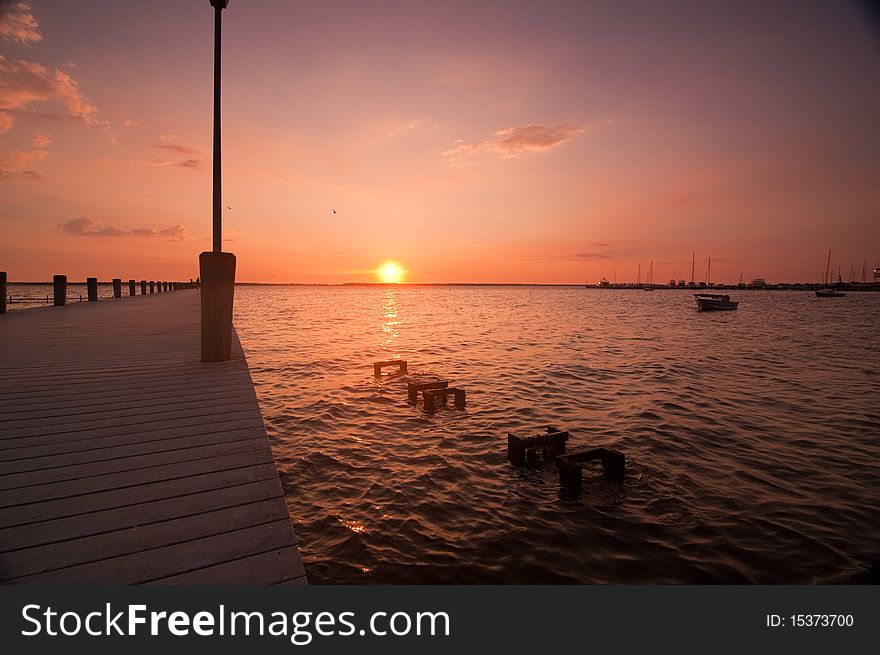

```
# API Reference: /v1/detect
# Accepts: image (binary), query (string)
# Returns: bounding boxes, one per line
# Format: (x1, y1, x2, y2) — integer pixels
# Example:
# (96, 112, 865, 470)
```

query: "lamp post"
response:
(200, 0, 236, 362)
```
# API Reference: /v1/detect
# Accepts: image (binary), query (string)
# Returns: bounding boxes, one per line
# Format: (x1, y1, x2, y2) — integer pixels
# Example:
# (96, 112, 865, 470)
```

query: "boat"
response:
(694, 293, 738, 311)
(815, 249, 845, 297)
(815, 288, 845, 297)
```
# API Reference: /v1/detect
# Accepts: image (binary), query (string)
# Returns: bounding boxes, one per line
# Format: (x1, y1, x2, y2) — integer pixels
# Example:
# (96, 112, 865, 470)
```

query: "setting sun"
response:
(377, 261, 405, 284)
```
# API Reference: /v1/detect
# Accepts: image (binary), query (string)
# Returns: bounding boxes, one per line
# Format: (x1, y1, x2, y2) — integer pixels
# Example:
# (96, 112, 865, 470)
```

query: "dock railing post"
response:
(87, 277, 98, 301)
(150, 280, 155, 294)
(200, 252, 236, 362)
(112, 278, 121, 298)
(141, 280, 147, 294)
(0, 271, 6, 314)
(53, 275, 67, 306)
(128, 279, 136, 296)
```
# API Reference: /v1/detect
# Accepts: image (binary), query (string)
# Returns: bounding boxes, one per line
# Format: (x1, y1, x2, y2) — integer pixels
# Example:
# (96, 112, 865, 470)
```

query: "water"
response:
(5, 283, 130, 309)
(15, 284, 877, 582)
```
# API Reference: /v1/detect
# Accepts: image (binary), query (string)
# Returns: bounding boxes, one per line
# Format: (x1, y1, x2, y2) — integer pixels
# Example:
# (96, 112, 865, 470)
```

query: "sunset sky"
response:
(1, 0, 879, 283)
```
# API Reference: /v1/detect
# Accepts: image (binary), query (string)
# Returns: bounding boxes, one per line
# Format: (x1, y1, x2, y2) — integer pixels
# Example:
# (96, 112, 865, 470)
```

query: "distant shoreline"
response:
(7, 281, 880, 291)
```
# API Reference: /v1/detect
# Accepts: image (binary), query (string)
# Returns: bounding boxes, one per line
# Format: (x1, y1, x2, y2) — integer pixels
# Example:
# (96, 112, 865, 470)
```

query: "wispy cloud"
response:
(0, 2, 42, 44)
(155, 143, 202, 155)
(99, 155, 203, 170)
(0, 148, 47, 180)
(0, 54, 98, 133)
(59, 216, 190, 241)
(445, 123, 585, 159)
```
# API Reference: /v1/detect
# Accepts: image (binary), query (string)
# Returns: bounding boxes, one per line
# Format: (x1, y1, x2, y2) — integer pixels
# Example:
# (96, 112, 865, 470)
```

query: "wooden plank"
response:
(0, 437, 271, 490)
(0, 462, 282, 528)
(0, 291, 305, 584)
(155, 549, 307, 585)
(13, 520, 297, 584)
(0, 478, 283, 552)
(0, 498, 290, 580)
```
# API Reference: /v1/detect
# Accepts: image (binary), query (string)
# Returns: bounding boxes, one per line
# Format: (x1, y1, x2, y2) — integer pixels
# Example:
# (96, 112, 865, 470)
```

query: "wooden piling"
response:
(150, 280, 155, 294)
(53, 275, 67, 306)
(555, 448, 626, 491)
(141, 280, 147, 294)
(87, 277, 98, 302)
(407, 380, 449, 404)
(199, 251, 237, 362)
(373, 359, 408, 376)
(112, 278, 122, 298)
(157, 281, 162, 293)
(129, 279, 136, 296)
(0, 271, 6, 314)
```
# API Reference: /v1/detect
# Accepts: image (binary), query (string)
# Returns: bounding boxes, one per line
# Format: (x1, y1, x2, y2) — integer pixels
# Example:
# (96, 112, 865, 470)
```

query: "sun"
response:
(377, 261, 405, 284)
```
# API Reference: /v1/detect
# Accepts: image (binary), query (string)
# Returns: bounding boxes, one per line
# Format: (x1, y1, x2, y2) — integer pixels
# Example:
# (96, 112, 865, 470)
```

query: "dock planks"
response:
(0, 289, 305, 584)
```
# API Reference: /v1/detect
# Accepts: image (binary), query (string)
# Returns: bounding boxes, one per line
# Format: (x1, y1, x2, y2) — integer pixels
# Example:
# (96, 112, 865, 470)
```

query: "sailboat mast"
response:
(707, 256, 711, 285)
(825, 249, 831, 286)
(691, 251, 695, 284)
(637, 263, 641, 286)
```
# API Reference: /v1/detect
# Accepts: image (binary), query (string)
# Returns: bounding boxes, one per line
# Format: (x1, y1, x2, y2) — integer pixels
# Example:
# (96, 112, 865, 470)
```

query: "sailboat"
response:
(643, 261, 655, 290)
(816, 249, 845, 297)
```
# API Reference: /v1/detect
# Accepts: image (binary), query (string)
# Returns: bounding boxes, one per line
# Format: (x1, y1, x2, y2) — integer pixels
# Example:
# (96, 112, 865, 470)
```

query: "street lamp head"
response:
(209, 0, 229, 8)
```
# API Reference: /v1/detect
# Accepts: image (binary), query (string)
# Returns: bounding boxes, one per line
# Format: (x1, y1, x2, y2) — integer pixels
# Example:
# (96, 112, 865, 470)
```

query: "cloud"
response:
(59, 216, 190, 241)
(0, 147, 47, 180)
(0, 110, 12, 133)
(99, 155, 203, 170)
(445, 123, 585, 159)
(0, 2, 42, 44)
(0, 54, 98, 132)
(155, 143, 202, 155)
(32, 131, 50, 147)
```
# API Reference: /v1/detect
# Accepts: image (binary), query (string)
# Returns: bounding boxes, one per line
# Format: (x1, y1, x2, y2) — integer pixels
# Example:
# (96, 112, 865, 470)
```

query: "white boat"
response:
(815, 288, 845, 297)
(694, 293, 738, 311)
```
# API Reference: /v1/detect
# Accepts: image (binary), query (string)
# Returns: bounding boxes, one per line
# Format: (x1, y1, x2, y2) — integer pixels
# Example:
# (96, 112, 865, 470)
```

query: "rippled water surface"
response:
(232, 286, 880, 584)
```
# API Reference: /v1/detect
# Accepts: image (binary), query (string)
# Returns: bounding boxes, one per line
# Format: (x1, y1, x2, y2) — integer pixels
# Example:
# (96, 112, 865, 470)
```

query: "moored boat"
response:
(694, 293, 738, 311)
(815, 288, 845, 297)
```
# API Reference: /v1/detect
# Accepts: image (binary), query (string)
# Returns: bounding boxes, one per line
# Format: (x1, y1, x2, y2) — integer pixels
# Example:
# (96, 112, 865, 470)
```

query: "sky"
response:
(1, 0, 879, 284)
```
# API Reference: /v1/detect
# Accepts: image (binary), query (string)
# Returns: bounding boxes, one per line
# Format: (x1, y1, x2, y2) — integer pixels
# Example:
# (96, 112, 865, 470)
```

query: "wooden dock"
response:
(0, 289, 306, 584)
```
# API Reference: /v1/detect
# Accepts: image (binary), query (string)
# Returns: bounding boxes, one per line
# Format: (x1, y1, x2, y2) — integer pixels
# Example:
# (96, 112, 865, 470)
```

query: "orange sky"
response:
(2, 0, 879, 283)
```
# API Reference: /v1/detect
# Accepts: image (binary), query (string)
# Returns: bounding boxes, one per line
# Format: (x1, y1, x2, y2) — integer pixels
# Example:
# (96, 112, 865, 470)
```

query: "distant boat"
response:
(815, 288, 845, 297)
(816, 249, 845, 297)
(694, 293, 738, 311)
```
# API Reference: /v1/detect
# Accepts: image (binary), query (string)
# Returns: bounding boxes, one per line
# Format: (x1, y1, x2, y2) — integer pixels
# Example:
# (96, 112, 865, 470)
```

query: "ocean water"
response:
(233, 286, 880, 584)
(15, 284, 876, 583)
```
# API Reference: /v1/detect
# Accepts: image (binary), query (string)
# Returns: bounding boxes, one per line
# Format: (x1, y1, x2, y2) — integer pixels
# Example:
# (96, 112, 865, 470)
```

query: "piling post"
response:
(200, 252, 236, 362)
(53, 275, 67, 306)
(112, 278, 122, 298)
(157, 281, 162, 293)
(141, 280, 147, 294)
(0, 271, 6, 314)
(87, 277, 98, 301)
(150, 281, 155, 294)
(129, 279, 136, 296)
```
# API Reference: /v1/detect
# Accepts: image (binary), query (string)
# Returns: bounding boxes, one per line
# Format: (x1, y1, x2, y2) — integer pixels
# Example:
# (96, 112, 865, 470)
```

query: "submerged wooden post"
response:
(200, 251, 236, 362)
(87, 277, 98, 301)
(373, 360, 408, 376)
(53, 275, 67, 306)
(112, 278, 122, 298)
(150, 280, 155, 294)
(0, 271, 6, 314)
(141, 280, 147, 294)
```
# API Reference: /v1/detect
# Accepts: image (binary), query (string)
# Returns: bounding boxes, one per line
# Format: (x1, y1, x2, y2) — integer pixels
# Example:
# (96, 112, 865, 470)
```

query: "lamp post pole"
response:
(212, 0, 225, 253)
(201, 0, 236, 363)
